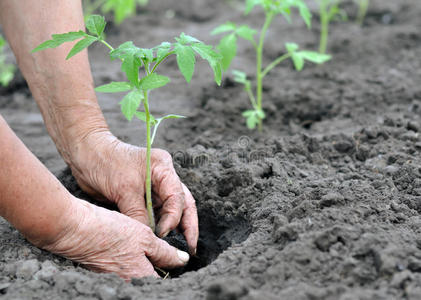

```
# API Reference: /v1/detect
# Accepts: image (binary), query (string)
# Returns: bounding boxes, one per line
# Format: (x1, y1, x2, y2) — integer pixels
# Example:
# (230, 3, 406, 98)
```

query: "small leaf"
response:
(291, 53, 304, 71)
(86, 15, 106, 37)
(191, 43, 222, 85)
(32, 31, 87, 53)
(299, 51, 331, 64)
(66, 36, 98, 59)
(211, 22, 236, 35)
(236, 25, 257, 42)
(242, 109, 264, 130)
(121, 55, 142, 87)
(110, 41, 139, 60)
(218, 33, 237, 71)
(95, 82, 132, 93)
(176, 33, 201, 45)
(120, 89, 143, 121)
(175, 44, 196, 82)
(134, 111, 157, 125)
(285, 42, 299, 53)
(140, 73, 170, 91)
(138, 48, 154, 62)
(155, 42, 172, 61)
(233, 70, 247, 84)
(245, 0, 261, 15)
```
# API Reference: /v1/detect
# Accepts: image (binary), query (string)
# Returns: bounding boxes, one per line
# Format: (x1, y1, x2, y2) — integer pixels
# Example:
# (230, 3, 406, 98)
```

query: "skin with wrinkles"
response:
(0, 0, 198, 278)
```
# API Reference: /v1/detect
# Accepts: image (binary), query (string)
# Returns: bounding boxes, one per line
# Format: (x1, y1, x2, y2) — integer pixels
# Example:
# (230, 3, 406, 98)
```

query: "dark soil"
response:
(2, 0, 421, 299)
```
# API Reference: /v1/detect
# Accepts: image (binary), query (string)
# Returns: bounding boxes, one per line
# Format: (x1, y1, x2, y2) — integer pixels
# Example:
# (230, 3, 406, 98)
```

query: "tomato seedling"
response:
(33, 15, 222, 232)
(84, 0, 148, 24)
(355, 0, 369, 25)
(212, 0, 331, 130)
(317, 0, 347, 54)
(0, 35, 15, 87)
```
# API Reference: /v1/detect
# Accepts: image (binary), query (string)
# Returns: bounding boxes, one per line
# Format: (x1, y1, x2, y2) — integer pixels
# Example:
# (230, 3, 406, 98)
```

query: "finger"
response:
(145, 235, 190, 269)
(151, 150, 185, 237)
(179, 183, 199, 255)
(116, 193, 149, 226)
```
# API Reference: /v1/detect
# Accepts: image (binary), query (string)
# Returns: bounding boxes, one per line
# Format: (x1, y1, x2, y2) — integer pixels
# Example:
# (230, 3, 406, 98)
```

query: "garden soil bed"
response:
(2, 0, 421, 299)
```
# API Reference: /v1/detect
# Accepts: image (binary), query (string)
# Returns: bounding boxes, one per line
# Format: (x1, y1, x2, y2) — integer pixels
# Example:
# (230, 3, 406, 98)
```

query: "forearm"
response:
(0, 115, 76, 247)
(0, 0, 109, 169)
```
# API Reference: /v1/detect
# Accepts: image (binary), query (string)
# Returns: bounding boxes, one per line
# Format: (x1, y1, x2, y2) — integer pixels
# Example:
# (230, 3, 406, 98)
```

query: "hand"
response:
(69, 132, 199, 254)
(42, 198, 190, 279)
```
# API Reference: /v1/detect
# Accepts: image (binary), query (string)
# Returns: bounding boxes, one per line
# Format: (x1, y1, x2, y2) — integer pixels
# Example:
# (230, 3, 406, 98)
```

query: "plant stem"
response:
(319, 0, 329, 54)
(357, 0, 369, 25)
(100, 40, 114, 51)
(261, 53, 291, 78)
(143, 91, 155, 232)
(256, 12, 274, 131)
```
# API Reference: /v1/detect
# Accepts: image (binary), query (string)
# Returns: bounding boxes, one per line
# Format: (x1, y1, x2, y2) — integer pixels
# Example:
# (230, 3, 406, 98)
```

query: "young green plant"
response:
(212, 0, 331, 130)
(0, 35, 15, 87)
(318, 0, 346, 54)
(355, 0, 369, 25)
(84, 0, 148, 24)
(32, 15, 222, 232)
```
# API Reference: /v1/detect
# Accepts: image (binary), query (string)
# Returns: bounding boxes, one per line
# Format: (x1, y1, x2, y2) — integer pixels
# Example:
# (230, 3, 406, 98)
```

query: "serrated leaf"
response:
(242, 109, 264, 130)
(155, 42, 172, 61)
(211, 22, 236, 35)
(298, 51, 331, 64)
(218, 33, 237, 71)
(120, 89, 143, 121)
(66, 36, 98, 59)
(95, 81, 132, 93)
(190, 43, 223, 84)
(236, 25, 257, 42)
(86, 15, 106, 37)
(32, 31, 87, 53)
(110, 41, 139, 60)
(139, 73, 170, 91)
(121, 55, 142, 87)
(175, 44, 196, 82)
(176, 33, 201, 45)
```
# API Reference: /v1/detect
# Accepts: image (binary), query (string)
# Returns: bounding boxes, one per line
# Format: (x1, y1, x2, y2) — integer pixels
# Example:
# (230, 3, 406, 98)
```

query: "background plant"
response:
(83, 0, 148, 24)
(0, 35, 15, 87)
(33, 15, 222, 232)
(317, 0, 347, 54)
(212, 0, 331, 130)
(355, 0, 369, 25)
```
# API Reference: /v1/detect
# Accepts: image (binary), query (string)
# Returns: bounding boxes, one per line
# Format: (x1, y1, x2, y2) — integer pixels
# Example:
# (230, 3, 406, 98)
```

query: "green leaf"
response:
(233, 70, 247, 84)
(176, 33, 201, 45)
(191, 43, 223, 85)
(66, 36, 98, 59)
(236, 25, 257, 42)
(139, 73, 170, 91)
(297, 2, 312, 28)
(285, 42, 299, 53)
(86, 15, 106, 37)
(120, 89, 143, 121)
(298, 51, 331, 64)
(245, 0, 261, 15)
(155, 42, 172, 61)
(242, 109, 265, 130)
(95, 81, 132, 93)
(134, 111, 157, 125)
(218, 33, 237, 71)
(0, 35, 6, 48)
(211, 22, 236, 35)
(175, 44, 196, 82)
(32, 31, 87, 53)
(121, 55, 142, 87)
(110, 41, 139, 60)
(138, 48, 154, 62)
(291, 53, 304, 71)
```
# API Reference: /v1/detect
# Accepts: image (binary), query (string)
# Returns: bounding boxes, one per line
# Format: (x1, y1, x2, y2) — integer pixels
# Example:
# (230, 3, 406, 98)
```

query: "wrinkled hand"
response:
(43, 198, 190, 279)
(70, 133, 198, 254)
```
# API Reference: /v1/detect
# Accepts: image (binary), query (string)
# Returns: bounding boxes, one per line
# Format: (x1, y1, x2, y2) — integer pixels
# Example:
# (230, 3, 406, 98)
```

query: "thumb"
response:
(117, 193, 150, 226)
(145, 235, 190, 269)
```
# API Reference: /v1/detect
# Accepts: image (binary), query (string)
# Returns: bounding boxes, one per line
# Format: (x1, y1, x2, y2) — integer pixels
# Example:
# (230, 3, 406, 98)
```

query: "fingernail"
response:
(177, 250, 190, 264)
(160, 230, 170, 238)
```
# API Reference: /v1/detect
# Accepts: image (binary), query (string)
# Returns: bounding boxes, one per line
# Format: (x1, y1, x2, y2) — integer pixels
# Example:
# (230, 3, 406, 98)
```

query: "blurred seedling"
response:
(212, 0, 330, 130)
(317, 0, 347, 54)
(33, 15, 222, 233)
(83, 0, 148, 24)
(0, 35, 15, 87)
